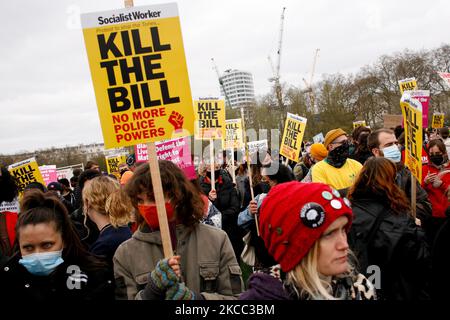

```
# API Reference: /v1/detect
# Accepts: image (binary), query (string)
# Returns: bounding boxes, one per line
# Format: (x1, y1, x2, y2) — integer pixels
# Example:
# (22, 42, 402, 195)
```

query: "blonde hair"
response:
(82, 176, 120, 218)
(105, 189, 133, 227)
(285, 242, 355, 300)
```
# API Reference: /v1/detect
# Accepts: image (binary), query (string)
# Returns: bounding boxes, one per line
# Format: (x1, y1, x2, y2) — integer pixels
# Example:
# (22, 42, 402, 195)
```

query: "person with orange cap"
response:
(312, 128, 363, 191)
(239, 181, 376, 300)
(298, 143, 329, 183)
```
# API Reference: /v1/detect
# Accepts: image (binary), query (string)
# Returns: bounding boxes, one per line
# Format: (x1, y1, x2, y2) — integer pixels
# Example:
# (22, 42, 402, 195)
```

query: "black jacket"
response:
(200, 170, 243, 257)
(0, 254, 115, 301)
(396, 164, 433, 231)
(349, 197, 431, 300)
(431, 216, 450, 300)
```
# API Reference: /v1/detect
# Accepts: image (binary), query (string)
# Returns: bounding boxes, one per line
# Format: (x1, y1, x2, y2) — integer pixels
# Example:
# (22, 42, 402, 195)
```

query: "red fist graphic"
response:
(168, 111, 184, 131)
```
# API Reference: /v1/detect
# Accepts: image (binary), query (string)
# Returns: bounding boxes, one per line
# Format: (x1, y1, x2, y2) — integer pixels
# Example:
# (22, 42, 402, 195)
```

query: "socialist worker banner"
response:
(81, 3, 194, 148)
(398, 77, 417, 95)
(8, 158, 45, 196)
(223, 118, 244, 150)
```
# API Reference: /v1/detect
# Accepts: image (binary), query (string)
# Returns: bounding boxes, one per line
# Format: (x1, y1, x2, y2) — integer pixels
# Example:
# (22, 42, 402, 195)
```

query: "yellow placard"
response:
(398, 77, 417, 95)
(280, 113, 307, 162)
(8, 158, 45, 196)
(106, 154, 127, 178)
(432, 113, 445, 129)
(81, 4, 194, 148)
(223, 118, 243, 149)
(400, 91, 423, 182)
(353, 120, 367, 129)
(194, 99, 225, 140)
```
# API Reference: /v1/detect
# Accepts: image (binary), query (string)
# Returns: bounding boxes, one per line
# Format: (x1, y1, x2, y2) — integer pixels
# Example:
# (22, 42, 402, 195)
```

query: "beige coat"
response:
(113, 223, 243, 300)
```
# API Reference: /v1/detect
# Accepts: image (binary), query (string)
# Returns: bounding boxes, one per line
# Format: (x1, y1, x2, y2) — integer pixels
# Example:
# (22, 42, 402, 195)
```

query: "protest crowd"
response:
(1, 2, 450, 304)
(2, 123, 450, 301)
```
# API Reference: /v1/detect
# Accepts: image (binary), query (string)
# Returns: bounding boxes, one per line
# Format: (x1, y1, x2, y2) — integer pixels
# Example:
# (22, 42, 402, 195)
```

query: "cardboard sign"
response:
(312, 132, 324, 144)
(432, 113, 445, 129)
(135, 143, 149, 163)
(401, 90, 424, 182)
(155, 137, 196, 179)
(398, 77, 417, 94)
(247, 139, 268, 156)
(280, 113, 307, 162)
(438, 72, 450, 89)
(383, 114, 403, 129)
(352, 120, 367, 129)
(106, 154, 127, 178)
(223, 118, 244, 150)
(132, 138, 195, 179)
(81, 3, 194, 148)
(8, 158, 45, 196)
(194, 99, 225, 140)
(39, 165, 57, 186)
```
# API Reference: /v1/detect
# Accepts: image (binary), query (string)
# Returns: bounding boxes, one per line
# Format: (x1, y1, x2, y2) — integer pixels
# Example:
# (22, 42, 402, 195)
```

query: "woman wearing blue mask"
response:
(0, 189, 114, 301)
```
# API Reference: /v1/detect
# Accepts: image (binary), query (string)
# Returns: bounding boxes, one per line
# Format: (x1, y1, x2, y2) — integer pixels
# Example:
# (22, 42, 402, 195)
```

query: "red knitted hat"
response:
(259, 181, 353, 273)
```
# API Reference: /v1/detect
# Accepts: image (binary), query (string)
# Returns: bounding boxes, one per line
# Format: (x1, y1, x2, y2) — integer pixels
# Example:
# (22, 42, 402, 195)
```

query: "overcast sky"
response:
(1, 0, 449, 155)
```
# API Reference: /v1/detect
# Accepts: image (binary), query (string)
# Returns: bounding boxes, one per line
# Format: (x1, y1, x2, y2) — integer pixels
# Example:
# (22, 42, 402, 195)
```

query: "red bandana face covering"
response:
(137, 203, 175, 230)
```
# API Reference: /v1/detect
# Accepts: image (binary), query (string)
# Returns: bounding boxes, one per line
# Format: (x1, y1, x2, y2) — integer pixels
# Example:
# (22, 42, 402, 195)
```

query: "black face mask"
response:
(430, 154, 445, 166)
(327, 141, 349, 168)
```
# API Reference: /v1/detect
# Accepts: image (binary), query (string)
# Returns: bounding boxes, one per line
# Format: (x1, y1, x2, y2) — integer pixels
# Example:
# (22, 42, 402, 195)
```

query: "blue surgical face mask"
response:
(382, 145, 401, 163)
(19, 250, 64, 276)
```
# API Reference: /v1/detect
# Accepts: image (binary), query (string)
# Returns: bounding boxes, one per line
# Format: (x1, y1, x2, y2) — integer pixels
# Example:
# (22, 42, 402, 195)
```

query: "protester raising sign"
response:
(132, 137, 195, 179)
(352, 120, 366, 129)
(280, 113, 307, 162)
(106, 154, 127, 178)
(194, 99, 225, 140)
(223, 118, 243, 150)
(81, 3, 194, 148)
(432, 112, 445, 129)
(398, 77, 418, 94)
(8, 158, 45, 196)
(400, 90, 425, 182)
(39, 165, 57, 186)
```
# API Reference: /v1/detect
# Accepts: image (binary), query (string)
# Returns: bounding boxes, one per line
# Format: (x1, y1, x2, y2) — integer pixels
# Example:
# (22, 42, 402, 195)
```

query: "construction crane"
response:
(302, 48, 320, 113)
(268, 7, 286, 110)
(211, 58, 232, 108)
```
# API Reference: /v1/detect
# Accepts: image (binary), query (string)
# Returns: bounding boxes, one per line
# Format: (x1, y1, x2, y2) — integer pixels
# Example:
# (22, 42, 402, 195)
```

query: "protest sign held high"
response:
(280, 113, 307, 162)
(133, 137, 195, 179)
(8, 158, 45, 196)
(313, 132, 324, 144)
(398, 77, 418, 94)
(194, 99, 225, 140)
(400, 90, 425, 183)
(353, 120, 367, 129)
(223, 118, 243, 150)
(106, 154, 128, 179)
(39, 165, 57, 186)
(81, 3, 194, 148)
(432, 112, 445, 129)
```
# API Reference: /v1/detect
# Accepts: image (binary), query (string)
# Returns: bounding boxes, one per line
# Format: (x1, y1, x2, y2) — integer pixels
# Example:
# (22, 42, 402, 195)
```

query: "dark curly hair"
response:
(125, 160, 204, 228)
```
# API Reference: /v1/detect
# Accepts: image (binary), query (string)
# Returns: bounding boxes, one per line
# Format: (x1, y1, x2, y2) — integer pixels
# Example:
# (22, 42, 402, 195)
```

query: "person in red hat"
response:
(239, 181, 376, 300)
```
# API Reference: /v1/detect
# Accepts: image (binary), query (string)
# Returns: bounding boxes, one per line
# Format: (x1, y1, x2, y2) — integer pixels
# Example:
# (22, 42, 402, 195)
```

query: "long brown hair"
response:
(347, 157, 410, 214)
(125, 160, 204, 228)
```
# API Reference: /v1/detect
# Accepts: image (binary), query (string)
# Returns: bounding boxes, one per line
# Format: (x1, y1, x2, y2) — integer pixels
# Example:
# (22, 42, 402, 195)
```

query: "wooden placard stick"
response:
(147, 142, 173, 258)
(241, 108, 259, 236)
(411, 173, 417, 220)
(209, 139, 215, 190)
